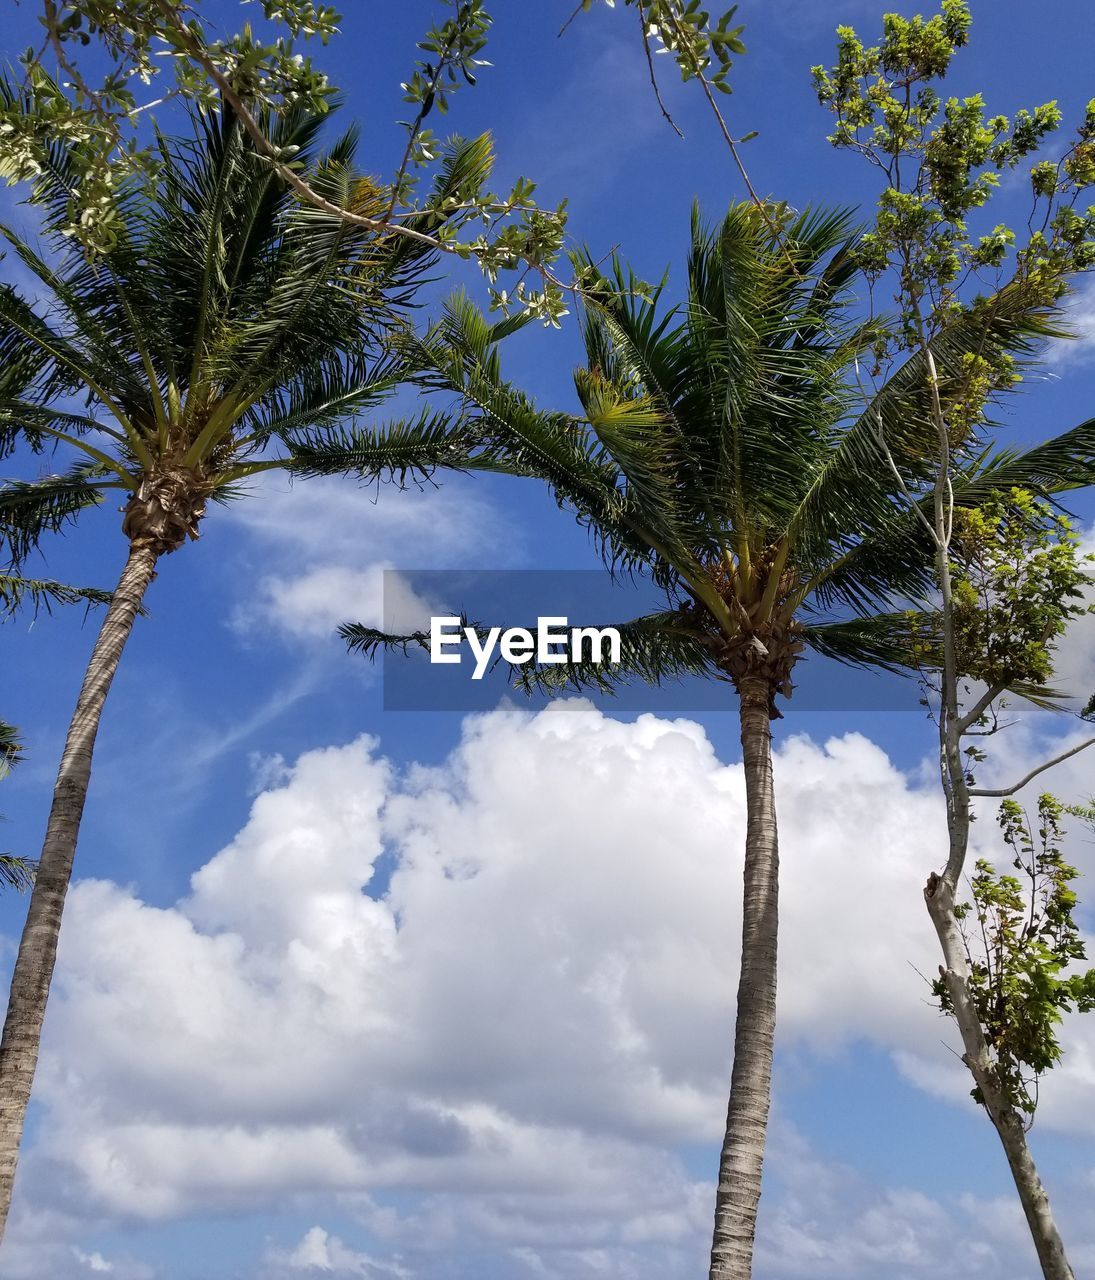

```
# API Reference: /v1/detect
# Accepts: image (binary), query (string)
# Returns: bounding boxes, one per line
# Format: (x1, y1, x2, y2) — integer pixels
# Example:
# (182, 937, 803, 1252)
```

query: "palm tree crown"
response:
(347, 200, 1095, 705)
(0, 101, 496, 565)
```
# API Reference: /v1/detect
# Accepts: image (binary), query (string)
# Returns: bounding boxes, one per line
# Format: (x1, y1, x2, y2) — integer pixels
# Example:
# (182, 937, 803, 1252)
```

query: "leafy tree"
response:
(336, 201, 1095, 1280)
(1, 1, 569, 313)
(814, 2, 1095, 1275)
(0, 98, 495, 1236)
(3, 1, 753, 322)
(937, 793, 1095, 1121)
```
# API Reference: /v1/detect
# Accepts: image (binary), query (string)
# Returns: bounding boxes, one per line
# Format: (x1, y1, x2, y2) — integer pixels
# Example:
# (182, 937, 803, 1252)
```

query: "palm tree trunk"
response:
(710, 673, 779, 1280)
(0, 540, 158, 1238)
(925, 875, 1075, 1280)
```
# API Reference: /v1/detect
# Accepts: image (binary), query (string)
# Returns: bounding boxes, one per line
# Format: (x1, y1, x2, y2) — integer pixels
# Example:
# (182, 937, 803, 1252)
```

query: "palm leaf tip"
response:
(0, 856, 36, 892)
(0, 720, 22, 772)
(339, 621, 433, 658)
(0, 573, 113, 618)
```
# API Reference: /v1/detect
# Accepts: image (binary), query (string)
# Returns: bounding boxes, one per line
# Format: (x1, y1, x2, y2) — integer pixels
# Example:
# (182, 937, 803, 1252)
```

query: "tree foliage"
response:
(815, 6, 1095, 1268)
(937, 795, 1095, 1120)
(345, 203, 1095, 715)
(1, 0, 751, 324)
(0, 96, 504, 570)
(949, 490, 1093, 694)
(813, 0, 1094, 375)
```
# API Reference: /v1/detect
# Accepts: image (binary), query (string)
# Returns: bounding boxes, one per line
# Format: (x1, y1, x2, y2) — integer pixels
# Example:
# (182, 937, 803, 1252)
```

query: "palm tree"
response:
(0, 98, 499, 1234)
(340, 203, 1095, 1280)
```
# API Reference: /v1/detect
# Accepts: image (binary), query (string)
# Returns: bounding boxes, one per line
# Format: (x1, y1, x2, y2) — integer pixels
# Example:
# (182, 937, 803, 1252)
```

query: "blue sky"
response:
(2, 2, 1095, 1277)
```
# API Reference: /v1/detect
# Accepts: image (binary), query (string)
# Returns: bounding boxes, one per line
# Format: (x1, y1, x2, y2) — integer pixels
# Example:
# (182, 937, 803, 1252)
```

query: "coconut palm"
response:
(0, 97, 500, 1232)
(339, 203, 1095, 1280)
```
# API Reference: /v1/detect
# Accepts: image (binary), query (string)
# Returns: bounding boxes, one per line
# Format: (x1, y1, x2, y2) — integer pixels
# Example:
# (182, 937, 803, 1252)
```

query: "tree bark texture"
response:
(710, 674, 779, 1280)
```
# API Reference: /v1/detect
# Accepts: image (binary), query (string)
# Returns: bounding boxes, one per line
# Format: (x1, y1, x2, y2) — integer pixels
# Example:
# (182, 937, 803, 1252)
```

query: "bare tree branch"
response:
(637, 0, 683, 138)
(969, 737, 1095, 798)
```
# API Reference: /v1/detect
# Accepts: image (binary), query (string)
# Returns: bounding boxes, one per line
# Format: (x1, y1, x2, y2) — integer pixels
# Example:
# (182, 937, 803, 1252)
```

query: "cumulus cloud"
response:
(266, 1225, 411, 1277)
(5, 703, 1095, 1276)
(756, 1126, 1031, 1280)
(0, 1206, 156, 1280)
(227, 473, 512, 566)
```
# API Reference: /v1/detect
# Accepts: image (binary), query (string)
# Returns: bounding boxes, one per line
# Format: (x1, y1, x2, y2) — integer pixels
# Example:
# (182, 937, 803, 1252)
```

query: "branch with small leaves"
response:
(567, 1, 784, 243)
(2, 1, 573, 323)
(968, 739, 1095, 799)
(935, 795, 1095, 1121)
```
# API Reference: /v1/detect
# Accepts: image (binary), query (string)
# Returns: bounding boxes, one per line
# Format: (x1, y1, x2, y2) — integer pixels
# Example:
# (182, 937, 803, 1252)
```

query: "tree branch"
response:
(637, 0, 683, 138)
(660, 5, 788, 257)
(969, 737, 1095, 797)
(151, 0, 457, 256)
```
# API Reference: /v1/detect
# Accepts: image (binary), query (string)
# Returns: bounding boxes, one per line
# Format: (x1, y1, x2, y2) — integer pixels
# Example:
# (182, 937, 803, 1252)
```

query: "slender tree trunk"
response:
(911, 325, 1076, 1279)
(710, 674, 778, 1280)
(925, 875, 1076, 1280)
(0, 540, 158, 1238)
(988, 1106, 1074, 1279)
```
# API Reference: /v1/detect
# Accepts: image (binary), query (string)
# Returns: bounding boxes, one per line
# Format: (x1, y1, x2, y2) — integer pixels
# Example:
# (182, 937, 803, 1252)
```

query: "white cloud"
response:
(1044, 521, 1095, 707)
(71, 1252, 114, 1275)
(225, 473, 517, 642)
(1046, 279, 1095, 371)
(6, 703, 1095, 1276)
(755, 1126, 1026, 1280)
(227, 473, 513, 566)
(266, 1225, 410, 1277)
(0, 1206, 156, 1280)
(240, 563, 440, 641)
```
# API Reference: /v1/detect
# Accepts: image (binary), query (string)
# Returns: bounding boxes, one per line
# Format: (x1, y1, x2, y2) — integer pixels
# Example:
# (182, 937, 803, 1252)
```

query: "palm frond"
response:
(409, 292, 663, 574)
(0, 857, 35, 892)
(341, 608, 719, 695)
(0, 720, 33, 891)
(953, 416, 1095, 503)
(810, 416, 1095, 616)
(0, 572, 112, 617)
(0, 467, 111, 567)
(514, 609, 719, 695)
(0, 721, 20, 773)
(239, 348, 410, 448)
(787, 277, 1066, 568)
(0, 223, 147, 403)
(285, 410, 497, 483)
(803, 610, 940, 674)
